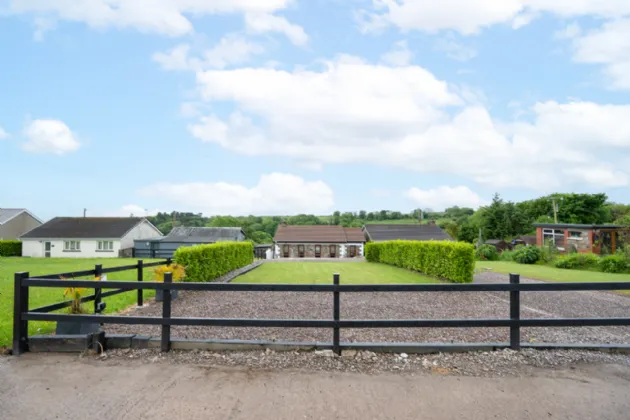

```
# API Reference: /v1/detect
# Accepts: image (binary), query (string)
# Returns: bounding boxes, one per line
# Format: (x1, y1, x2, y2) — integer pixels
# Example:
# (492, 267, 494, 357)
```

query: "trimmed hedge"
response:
(174, 242, 253, 282)
(0, 240, 21, 257)
(365, 240, 475, 283)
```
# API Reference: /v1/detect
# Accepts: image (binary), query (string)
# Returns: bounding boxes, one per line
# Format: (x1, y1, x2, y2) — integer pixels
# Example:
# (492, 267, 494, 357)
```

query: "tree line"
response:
(146, 193, 630, 244)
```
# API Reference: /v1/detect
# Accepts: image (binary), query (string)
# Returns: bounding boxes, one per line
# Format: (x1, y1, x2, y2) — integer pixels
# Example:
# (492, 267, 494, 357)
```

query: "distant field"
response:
(0, 257, 162, 348)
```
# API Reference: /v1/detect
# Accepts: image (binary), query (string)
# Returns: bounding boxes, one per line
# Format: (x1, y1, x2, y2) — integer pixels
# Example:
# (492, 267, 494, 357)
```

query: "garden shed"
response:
(134, 226, 246, 258)
(534, 223, 630, 255)
(485, 239, 512, 252)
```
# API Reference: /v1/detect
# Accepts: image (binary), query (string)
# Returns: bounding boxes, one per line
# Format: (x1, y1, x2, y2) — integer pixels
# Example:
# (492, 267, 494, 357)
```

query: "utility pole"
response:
(83, 208, 87, 218)
(551, 198, 560, 224)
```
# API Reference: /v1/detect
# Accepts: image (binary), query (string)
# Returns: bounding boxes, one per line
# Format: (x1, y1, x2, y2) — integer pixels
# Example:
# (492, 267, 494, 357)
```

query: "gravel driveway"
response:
(106, 271, 630, 345)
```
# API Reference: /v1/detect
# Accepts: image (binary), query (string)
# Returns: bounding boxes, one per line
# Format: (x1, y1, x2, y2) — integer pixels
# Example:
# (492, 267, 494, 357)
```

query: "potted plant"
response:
(154, 264, 186, 301)
(55, 276, 101, 335)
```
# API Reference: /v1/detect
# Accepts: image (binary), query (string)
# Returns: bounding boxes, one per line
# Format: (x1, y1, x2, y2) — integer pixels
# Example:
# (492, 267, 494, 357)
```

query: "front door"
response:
(44, 242, 51, 258)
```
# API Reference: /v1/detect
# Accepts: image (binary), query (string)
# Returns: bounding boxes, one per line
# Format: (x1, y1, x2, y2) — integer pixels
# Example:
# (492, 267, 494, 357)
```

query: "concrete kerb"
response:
(27, 335, 630, 355)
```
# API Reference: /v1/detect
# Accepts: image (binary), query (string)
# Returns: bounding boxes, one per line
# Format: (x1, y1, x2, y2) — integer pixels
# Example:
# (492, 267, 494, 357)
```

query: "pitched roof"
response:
(274, 225, 366, 243)
(363, 224, 453, 242)
(157, 227, 245, 243)
(0, 208, 42, 225)
(20, 217, 150, 239)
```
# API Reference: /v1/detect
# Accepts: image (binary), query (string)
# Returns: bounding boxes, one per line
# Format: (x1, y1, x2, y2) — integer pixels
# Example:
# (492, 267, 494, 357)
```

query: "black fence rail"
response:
(12, 269, 630, 355)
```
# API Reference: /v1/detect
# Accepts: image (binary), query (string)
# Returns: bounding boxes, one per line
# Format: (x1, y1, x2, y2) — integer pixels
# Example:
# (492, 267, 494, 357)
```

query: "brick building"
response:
(534, 223, 629, 255)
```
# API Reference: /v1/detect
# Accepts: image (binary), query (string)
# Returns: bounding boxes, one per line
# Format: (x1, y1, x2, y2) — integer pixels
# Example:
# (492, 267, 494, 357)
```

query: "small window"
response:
(329, 245, 336, 258)
(283, 244, 289, 258)
(315, 245, 321, 258)
(298, 245, 305, 258)
(98, 241, 114, 251)
(569, 231, 583, 240)
(64, 240, 81, 251)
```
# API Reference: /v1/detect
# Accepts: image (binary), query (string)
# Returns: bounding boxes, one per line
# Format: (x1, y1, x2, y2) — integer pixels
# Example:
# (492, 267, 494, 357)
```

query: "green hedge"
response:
(365, 240, 475, 283)
(0, 240, 21, 257)
(174, 242, 253, 282)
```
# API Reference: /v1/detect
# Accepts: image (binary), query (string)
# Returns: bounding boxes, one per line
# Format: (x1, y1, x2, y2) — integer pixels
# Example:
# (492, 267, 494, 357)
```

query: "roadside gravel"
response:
(107, 271, 630, 345)
(101, 347, 630, 377)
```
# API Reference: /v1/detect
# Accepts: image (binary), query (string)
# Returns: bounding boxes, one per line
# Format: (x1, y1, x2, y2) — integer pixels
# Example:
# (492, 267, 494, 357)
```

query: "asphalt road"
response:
(1, 354, 630, 420)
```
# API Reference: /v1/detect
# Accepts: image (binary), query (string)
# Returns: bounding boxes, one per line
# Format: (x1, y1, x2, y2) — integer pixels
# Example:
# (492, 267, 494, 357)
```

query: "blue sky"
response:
(1, 1, 629, 221)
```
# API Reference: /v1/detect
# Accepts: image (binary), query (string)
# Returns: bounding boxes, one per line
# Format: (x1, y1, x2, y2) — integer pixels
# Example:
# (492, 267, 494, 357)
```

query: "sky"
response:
(1, 0, 629, 221)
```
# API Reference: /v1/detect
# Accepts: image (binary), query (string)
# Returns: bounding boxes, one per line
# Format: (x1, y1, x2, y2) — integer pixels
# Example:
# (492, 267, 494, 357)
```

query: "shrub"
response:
(365, 240, 475, 283)
(512, 245, 542, 264)
(499, 250, 515, 261)
(475, 244, 499, 261)
(153, 264, 186, 282)
(0, 240, 21, 257)
(174, 242, 253, 282)
(598, 255, 628, 274)
(554, 253, 599, 270)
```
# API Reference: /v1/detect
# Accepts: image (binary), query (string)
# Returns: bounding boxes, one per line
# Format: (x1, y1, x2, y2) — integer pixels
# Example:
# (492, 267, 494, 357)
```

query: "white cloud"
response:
(245, 13, 308, 46)
(153, 35, 265, 71)
(406, 186, 487, 210)
(188, 55, 630, 189)
(434, 35, 477, 61)
(22, 119, 80, 155)
(10, 0, 294, 37)
(361, 0, 630, 34)
(100, 205, 161, 218)
(554, 22, 581, 39)
(380, 40, 413, 66)
(139, 173, 334, 215)
(0, 125, 9, 139)
(570, 18, 630, 90)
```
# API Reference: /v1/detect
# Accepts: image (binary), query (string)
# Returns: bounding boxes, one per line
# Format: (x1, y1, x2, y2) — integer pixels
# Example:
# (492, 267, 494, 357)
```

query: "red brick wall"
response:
(536, 227, 543, 247)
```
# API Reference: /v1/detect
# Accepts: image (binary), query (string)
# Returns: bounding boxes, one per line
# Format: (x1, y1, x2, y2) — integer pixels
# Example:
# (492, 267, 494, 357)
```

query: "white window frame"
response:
(568, 231, 584, 240)
(97, 241, 114, 251)
(64, 240, 81, 251)
(543, 229, 565, 247)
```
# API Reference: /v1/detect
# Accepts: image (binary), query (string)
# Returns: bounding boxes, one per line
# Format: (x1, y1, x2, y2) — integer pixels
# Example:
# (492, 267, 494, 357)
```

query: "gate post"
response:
(137, 260, 144, 307)
(13, 272, 29, 355)
(333, 273, 340, 355)
(94, 264, 103, 313)
(509, 273, 521, 350)
(161, 272, 172, 352)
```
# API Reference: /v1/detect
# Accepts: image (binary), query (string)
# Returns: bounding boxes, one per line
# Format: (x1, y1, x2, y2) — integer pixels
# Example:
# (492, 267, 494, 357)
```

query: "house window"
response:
(329, 245, 336, 258)
(569, 231, 583, 240)
(283, 245, 289, 258)
(315, 245, 321, 258)
(348, 245, 357, 257)
(64, 240, 81, 251)
(298, 245, 305, 258)
(98, 241, 114, 251)
(543, 229, 565, 249)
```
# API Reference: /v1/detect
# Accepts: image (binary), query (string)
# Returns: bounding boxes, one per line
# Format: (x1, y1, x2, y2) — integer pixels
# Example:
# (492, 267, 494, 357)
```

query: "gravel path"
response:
(106, 270, 630, 345)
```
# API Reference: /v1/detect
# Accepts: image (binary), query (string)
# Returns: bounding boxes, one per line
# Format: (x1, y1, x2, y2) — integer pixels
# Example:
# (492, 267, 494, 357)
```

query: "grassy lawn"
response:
(234, 261, 437, 284)
(0, 257, 162, 349)
(476, 261, 630, 283)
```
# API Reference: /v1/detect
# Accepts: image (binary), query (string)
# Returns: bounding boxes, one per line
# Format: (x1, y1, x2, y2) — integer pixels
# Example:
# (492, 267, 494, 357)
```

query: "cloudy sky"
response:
(1, 0, 629, 220)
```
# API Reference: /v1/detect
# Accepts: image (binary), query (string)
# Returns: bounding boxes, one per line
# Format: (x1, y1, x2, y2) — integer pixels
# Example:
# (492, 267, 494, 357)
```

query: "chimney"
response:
(83, 208, 87, 218)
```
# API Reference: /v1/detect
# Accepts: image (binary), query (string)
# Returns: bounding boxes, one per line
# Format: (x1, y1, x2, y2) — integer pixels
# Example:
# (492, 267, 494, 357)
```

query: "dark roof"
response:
(534, 223, 626, 229)
(514, 235, 537, 245)
(363, 224, 453, 242)
(20, 217, 149, 239)
(485, 239, 506, 245)
(155, 227, 245, 243)
(274, 225, 366, 243)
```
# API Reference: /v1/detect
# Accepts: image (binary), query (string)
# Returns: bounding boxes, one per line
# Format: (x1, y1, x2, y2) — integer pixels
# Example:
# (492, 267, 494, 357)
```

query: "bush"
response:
(174, 242, 253, 282)
(598, 255, 628, 273)
(512, 245, 542, 264)
(475, 244, 499, 261)
(365, 240, 475, 283)
(499, 250, 515, 261)
(0, 240, 21, 256)
(554, 253, 599, 270)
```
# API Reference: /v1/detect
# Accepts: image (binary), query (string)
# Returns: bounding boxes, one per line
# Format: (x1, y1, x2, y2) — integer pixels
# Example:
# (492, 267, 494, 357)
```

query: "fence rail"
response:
(12, 265, 630, 356)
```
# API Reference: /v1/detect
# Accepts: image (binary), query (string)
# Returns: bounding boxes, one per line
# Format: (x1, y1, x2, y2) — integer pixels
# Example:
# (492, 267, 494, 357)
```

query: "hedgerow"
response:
(0, 240, 21, 257)
(174, 242, 253, 282)
(365, 240, 475, 283)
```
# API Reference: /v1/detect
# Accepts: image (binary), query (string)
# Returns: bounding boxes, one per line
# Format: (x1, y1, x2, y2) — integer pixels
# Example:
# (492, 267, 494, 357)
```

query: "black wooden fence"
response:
(12, 264, 630, 355)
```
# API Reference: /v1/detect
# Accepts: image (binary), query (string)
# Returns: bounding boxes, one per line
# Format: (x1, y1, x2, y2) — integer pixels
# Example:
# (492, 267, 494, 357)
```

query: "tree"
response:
(250, 231, 273, 244)
(358, 210, 367, 220)
(458, 223, 478, 243)
(332, 211, 341, 226)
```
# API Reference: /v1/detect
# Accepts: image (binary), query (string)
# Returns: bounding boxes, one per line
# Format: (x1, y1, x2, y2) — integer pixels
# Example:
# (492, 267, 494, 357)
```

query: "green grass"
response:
(0, 257, 162, 348)
(234, 261, 437, 284)
(476, 260, 630, 283)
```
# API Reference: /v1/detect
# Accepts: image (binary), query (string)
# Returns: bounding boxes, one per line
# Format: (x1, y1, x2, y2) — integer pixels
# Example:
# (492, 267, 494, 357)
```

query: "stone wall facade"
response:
(275, 243, 364, 258)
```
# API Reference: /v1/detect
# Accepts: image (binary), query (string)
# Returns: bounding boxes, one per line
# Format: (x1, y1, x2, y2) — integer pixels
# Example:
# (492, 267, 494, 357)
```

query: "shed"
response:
(134, 226, 246, 258)
(485, 239, 512, 252)
(512, 235, 536, 247)
(534, 223, 630, 255)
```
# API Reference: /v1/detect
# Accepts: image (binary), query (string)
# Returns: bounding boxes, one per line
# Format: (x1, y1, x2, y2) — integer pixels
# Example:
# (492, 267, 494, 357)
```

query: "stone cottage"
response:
(273, 225, 365, 259)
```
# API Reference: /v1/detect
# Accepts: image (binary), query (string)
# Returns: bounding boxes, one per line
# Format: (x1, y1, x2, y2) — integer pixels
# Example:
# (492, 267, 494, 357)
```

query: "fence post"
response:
(333, 273, 340, 355)
(161, 272, 172, 352)
(509, 273, 521, 351)
(94, 264, 103, 314)
(13, 272, 29, 355)
(137, 260, 144, 307)
(166, 257, 172, 267)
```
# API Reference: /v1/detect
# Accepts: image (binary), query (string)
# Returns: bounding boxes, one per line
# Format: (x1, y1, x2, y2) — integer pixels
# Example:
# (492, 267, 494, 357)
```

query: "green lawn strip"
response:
(0, 257, 162, 348)
(234, 261, 438, 284)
